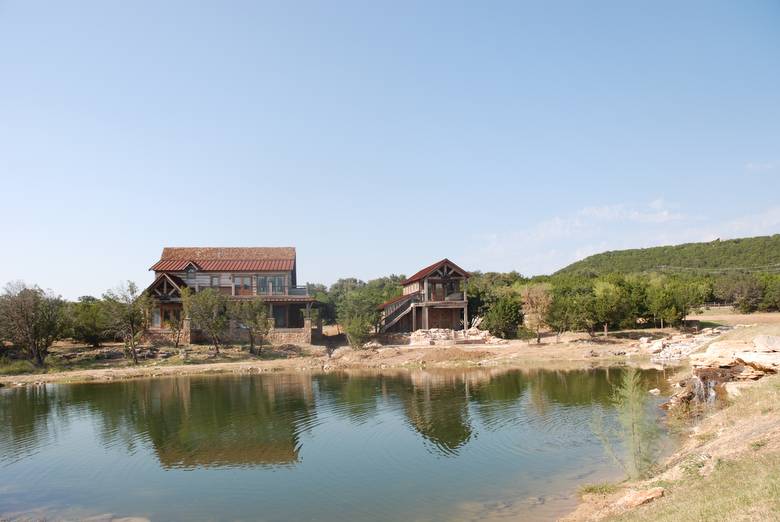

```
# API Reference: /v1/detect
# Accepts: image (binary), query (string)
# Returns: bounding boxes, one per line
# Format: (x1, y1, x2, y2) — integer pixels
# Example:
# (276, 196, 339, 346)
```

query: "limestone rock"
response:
(753, 335, 780, 352)
(616, 487, 665, 509)
(648, 340, 666, 354)
(724, 381, 751, 398)
(734, 351, 780, 372)
(690, 341, 751, 368)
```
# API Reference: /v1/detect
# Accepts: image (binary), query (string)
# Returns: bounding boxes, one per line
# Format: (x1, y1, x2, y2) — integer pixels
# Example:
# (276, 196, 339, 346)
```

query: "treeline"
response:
(557, 234, 780, 276)
(0, 281, 149, 367)
(308, 270, 780, 343)
(473, 271, 780, 339)
(0, 281, 275, 368)
(307, 276, 404, 347)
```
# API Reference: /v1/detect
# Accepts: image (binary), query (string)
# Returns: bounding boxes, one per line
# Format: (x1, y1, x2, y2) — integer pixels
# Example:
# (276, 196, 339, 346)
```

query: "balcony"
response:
(425, 291, 464, 303)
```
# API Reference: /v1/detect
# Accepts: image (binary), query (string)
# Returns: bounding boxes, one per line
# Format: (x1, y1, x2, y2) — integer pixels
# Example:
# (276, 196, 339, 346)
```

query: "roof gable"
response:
(403, 259, 469, 285)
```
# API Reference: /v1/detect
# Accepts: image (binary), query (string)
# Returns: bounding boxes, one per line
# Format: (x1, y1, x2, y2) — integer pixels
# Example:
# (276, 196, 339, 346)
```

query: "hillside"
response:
(556, 234, 780, 276)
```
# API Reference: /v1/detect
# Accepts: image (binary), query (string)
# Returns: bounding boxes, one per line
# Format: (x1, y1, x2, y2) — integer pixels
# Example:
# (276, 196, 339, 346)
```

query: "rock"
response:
(648, 388, 661, 396)
(616, 487, 665, 509)
(639, 336, 652, 345)
(734, 351, 780, 372)
(724, 381, 751, 398)
(690, 341, 751, 368)
(648, 340, 666, 354)
(753, 335, 780, 352)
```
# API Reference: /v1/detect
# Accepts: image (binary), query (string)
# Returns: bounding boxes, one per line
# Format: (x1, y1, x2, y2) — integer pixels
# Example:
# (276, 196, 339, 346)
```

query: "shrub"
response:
(484, 295, 522, 339)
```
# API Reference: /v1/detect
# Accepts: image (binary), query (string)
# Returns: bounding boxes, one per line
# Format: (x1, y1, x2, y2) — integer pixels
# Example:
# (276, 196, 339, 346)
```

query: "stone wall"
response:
(189, 318, 313, 345)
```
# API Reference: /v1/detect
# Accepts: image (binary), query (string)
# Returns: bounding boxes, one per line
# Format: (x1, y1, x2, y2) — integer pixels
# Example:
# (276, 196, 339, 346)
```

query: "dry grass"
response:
(610, 452, 780, 521)
(605, 375, 780, 521)
(578, 482, 620, 497)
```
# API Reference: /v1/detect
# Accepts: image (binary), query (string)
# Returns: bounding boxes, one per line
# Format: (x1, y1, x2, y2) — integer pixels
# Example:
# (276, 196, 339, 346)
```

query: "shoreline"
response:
(0, 339, 661, 387)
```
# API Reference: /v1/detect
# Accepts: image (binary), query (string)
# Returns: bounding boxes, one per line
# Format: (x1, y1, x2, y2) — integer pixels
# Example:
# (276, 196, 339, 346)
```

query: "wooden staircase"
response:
(380, 293, 420, 333)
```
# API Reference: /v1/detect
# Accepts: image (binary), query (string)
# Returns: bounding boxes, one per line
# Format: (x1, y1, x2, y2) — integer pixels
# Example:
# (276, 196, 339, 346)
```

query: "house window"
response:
(210, 275, 220, 288)
(151, 308, 161, 328)
(272, 276, 285, 294)
(257, 275, 285, 294)
(234, 275, 252, 295)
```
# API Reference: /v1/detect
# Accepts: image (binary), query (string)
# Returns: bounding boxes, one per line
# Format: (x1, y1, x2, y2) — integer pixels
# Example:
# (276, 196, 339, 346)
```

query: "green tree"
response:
(484, 295, 523, 339)
(759, 275, 780, 312)
(593, 280, 626, 337)
(229, 297, 272, 355)
(103, 281, 150, 364)
(337, 287, 377, 349)
(182, 288, 228, 354)
(0, 282, 67, 367)
(668, 279, 707, 325)
(646, 281, 675, 328)
(546, 291, 595, 341)
(70, 296, 111, 347)
(593, 369, 660, 479)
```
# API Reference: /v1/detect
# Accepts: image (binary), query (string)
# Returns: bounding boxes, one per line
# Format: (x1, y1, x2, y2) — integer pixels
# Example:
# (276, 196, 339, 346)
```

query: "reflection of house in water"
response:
(137, 375, 316, 469)
(395, 374, 474, 455)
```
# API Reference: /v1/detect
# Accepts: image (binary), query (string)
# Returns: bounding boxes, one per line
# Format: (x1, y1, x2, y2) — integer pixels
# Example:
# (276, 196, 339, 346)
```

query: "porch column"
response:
(422, 306, 429, 329)
(412, 306, 417, 332)
(463, 305, 468, 330)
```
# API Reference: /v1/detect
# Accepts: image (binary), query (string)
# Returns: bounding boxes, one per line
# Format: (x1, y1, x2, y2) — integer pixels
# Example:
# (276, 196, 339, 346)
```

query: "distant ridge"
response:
(555, 234, 780, 276)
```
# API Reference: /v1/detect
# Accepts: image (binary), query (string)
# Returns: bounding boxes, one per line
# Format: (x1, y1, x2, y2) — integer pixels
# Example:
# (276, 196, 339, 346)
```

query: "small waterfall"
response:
(691, 375, 717, 405)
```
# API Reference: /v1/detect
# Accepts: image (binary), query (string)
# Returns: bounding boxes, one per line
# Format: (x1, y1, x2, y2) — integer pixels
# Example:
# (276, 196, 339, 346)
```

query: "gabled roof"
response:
(402, 258, 470, 285)
(143, 272, 188, 296)
(150, 247, 296, 272)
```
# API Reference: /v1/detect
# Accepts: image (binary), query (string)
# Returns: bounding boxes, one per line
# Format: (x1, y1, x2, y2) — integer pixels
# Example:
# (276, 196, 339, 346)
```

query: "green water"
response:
(0, 367, 671, 521)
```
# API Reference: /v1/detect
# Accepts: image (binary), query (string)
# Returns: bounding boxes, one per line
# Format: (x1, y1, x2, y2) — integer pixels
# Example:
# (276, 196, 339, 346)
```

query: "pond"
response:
(0, 367, 672, 521)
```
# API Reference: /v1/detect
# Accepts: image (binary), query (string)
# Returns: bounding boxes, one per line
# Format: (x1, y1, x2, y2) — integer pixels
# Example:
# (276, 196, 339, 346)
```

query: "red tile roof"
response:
(402, 258, 470, 285)
(150, 247, 296, 272)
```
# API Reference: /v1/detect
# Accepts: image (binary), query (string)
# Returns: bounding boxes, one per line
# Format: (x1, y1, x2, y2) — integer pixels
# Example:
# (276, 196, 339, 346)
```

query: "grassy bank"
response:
(567, 372, 780, 521)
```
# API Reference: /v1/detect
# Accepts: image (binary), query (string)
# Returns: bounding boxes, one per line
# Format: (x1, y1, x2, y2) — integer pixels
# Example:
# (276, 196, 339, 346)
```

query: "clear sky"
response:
(1, 1, 779, 299)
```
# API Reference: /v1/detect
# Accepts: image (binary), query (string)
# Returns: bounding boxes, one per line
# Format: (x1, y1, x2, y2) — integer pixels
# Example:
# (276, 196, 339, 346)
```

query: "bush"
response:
(484, 296, 523, 339)
(0, 357, 38, 375)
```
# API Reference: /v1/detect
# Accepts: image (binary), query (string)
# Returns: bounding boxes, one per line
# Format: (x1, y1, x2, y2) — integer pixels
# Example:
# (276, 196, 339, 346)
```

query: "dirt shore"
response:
(0, 333, 656, 386)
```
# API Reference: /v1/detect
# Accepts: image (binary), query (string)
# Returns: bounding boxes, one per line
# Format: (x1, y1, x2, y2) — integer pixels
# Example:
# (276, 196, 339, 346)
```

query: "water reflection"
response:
(2, 367, 669, 469)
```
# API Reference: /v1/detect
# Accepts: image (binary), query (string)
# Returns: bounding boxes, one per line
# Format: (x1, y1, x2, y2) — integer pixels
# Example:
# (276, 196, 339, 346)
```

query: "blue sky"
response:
(1, 1, 779, 299)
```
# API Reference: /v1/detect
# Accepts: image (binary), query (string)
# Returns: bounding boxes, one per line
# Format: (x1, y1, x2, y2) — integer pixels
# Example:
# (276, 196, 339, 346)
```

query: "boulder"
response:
(648, 340, 666, 354)
(753, 335, 780, 353)
(724, 381, 752, 399)
(639, 336, 652, 345)
(616, 487, 665, 509)
(734, 351, 780, 372)
(690, 341, 752, 368)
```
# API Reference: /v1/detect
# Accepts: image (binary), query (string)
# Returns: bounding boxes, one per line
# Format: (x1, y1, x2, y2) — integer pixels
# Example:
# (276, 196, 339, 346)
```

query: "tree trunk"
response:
(603, 323, 608, 338)
(248, 333, 255, 355)
(536, 330, 541, 344)
(33, 346, 45, 367)
(660, 317, 664, 329)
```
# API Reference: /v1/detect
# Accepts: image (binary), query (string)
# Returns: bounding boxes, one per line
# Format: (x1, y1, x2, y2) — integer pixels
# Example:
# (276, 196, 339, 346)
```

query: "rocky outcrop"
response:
(649, 327, 731, 362)
(615, 487, 665, 509)
(409, 328, 508, 346)
(753, 335, 780, 352)
(668, 333, 780, 406)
